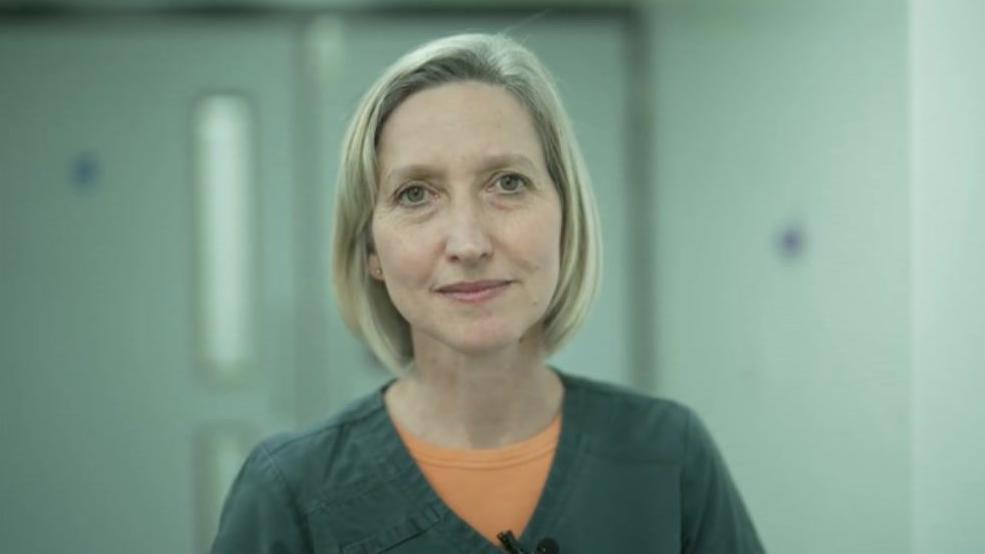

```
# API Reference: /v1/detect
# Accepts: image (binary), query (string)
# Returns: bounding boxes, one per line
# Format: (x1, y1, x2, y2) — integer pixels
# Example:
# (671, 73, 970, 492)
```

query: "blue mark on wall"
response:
(71, 152, 100, 194)
(778, 223, 806, 259)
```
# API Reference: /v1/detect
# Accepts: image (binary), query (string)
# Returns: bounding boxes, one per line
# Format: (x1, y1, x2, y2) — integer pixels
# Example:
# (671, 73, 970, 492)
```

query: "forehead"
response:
(376, 81, 546, 179)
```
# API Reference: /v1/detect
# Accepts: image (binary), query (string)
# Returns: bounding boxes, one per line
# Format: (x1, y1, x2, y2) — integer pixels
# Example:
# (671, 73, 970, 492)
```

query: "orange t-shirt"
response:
(393, 415, 561, 545)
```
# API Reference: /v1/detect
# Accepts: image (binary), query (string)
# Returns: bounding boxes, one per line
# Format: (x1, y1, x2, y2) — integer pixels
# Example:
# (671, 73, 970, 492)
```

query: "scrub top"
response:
(211, 370, 765, 553)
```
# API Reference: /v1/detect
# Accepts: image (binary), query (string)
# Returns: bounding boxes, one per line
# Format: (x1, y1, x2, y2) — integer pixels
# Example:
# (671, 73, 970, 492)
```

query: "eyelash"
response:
(393, 173, 531, 208)
(395, 183, 431, 206)
(492, 173, 530, 194)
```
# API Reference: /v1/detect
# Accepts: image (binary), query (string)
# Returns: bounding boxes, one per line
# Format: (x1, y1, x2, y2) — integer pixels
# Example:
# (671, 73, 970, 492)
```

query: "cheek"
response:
(509, 207, 563, 280)
(373, 222, 434, 284)
(538, 201, 564, 258)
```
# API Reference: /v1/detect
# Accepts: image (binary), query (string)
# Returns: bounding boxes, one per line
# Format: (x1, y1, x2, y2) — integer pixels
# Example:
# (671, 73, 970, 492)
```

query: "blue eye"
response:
(397, 184, 430, 206)
(496, 173, 528, 193)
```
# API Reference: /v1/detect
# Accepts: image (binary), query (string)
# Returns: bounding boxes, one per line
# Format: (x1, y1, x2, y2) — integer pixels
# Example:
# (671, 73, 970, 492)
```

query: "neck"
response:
(384, 329, 563, 449)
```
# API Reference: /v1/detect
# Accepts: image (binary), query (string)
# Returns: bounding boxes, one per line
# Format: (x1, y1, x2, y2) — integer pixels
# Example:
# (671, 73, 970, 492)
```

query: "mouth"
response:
(435, 280, 512, 303)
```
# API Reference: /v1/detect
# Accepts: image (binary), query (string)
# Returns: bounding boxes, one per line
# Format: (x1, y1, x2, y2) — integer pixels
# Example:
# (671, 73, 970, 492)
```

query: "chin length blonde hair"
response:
(332, 33, 602, 374)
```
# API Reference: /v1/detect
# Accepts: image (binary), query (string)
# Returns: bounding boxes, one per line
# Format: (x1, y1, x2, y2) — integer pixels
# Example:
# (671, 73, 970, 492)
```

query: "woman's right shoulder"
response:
(246, 388, 389, 507)
(211, 390, 389, 553)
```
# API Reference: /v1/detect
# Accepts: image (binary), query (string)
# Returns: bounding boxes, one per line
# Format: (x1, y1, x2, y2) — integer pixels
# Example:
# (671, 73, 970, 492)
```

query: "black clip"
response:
(497, 531, 560, 554)
(497, 530, 528, 554)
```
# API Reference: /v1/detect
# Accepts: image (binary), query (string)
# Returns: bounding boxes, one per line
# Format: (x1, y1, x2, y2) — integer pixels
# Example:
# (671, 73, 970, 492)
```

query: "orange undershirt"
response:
(393, 414, 561, 545)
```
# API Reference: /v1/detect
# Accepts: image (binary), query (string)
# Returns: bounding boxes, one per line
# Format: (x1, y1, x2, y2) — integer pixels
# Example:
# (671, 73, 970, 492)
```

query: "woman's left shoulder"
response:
(561, 372, 766, 552)
(560, 371, 703, 459)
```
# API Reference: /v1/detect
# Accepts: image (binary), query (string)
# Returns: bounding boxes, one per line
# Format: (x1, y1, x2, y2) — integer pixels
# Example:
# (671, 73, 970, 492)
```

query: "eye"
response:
(494, 173, 529, 194)
(396, 184, 430, 206)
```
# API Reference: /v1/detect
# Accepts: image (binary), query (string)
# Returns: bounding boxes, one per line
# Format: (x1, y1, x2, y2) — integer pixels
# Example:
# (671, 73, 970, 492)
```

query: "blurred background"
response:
(1, 0, 982, 552)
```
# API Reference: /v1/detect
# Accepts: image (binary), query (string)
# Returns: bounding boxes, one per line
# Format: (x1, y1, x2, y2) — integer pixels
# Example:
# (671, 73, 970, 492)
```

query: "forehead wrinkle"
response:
(383, 163, 444, 187)
(376, 83, 546, 189)
(383, 151, 541, 190)
(474, 152, 539, 174)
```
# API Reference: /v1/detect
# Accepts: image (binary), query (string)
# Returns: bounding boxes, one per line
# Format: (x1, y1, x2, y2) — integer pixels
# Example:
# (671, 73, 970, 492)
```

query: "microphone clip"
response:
(496, 530, 559, 554)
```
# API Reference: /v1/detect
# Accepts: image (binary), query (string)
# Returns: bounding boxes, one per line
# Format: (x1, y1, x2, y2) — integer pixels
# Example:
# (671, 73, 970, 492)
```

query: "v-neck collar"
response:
(356, 369, 591, 552)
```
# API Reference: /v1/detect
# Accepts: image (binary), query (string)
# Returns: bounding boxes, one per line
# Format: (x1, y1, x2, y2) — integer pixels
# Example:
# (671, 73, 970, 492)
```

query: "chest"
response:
(305, 454, 684, 554)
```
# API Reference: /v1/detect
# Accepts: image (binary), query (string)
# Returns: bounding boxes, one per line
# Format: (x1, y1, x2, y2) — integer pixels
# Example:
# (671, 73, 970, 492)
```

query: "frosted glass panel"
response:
(194, 95, 255, 382)
(195, 425, 257, 552)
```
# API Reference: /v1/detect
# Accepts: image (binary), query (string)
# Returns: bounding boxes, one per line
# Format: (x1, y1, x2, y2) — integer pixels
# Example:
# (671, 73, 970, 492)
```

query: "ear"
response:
(367, 252, 384, 282)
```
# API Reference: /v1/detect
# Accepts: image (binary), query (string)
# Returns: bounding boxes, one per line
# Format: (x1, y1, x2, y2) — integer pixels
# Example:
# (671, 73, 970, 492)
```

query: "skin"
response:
(369, 81, 564, 449)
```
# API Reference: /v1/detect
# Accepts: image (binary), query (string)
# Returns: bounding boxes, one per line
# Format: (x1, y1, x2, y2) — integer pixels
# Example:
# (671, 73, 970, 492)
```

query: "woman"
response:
(212, 33, 764, 553)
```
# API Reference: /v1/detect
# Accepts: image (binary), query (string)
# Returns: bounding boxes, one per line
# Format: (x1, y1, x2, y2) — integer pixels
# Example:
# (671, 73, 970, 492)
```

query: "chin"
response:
(459, 321, 548, 355)
(447, 330, 522, 355)
(417, 319, 537, 358)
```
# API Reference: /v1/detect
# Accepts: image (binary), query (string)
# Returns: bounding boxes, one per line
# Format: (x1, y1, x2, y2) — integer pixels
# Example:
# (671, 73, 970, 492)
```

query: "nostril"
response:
(445, 226, 493, 261)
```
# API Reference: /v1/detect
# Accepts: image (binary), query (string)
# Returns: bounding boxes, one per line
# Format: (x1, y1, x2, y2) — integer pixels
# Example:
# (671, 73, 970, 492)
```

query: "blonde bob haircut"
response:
(332, 33, 602, 373)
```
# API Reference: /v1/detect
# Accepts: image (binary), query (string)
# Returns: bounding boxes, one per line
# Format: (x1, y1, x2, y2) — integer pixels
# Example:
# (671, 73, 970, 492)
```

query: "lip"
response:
(435, 280, 511, 303)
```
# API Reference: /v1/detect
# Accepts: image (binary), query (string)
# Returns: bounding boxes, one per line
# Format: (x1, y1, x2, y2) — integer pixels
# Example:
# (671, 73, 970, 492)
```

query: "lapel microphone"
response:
(497, 530, 560, 554)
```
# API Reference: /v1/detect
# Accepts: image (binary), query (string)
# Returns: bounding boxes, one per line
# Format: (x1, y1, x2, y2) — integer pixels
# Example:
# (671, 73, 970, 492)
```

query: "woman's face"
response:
(369, 81, 563, 358)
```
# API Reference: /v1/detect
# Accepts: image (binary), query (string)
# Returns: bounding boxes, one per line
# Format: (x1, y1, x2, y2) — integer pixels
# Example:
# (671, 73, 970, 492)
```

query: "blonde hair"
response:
(332, 33, 601, 373)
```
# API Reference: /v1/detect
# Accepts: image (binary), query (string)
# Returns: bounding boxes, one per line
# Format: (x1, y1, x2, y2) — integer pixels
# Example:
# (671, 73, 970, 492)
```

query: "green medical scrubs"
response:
(211, 370, 765, 553)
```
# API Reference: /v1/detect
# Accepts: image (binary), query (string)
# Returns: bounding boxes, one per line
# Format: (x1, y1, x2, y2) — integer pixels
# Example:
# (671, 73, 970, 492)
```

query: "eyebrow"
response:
(382, 153, 538, 188)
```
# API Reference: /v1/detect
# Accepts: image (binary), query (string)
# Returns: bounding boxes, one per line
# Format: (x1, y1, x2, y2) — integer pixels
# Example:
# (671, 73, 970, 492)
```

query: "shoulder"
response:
(248, 387, 390, 513)
(558, 373, 766, 552)
(211, 389, 393, 553)
(560, 371, 701, 461)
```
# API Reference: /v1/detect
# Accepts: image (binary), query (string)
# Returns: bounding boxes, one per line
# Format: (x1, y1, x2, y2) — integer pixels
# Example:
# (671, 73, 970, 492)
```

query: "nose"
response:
(444, 199, 492, 264)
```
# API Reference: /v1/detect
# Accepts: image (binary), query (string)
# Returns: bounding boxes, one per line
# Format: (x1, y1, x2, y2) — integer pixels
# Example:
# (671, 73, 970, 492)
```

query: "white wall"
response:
(911, 1, 985, 552)
(649, 1, 985, 552)
(647, 1, 911, 552)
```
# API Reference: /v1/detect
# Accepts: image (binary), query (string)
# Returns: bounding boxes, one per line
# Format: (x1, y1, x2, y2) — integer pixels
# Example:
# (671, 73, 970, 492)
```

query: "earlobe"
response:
(367, 253, 384, 281)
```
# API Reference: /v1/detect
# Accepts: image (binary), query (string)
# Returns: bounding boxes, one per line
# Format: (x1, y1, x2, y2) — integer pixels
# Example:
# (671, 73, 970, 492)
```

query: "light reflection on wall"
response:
(194, 94, 255, 384)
